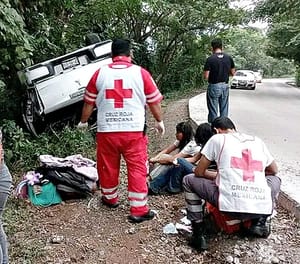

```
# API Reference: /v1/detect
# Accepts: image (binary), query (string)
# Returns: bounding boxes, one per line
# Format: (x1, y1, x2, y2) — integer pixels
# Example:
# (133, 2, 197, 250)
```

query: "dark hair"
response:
(176, 121, 194, 150)
(211, 38, 222, 50)
(195, 122, 215, 147)
(111, 38, 131, 57)
(211, 117, 236, 130)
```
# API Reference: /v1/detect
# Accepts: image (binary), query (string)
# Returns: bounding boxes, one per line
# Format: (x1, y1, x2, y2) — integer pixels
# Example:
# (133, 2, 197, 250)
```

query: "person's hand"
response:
(149, 157, 159, 163)
(77, 121, 88, 129)
(154, 121, 165, 136)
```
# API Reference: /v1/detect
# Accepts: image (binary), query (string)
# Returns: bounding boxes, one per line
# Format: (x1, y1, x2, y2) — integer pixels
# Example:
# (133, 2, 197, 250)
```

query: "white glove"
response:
(154, 120, 165, 136)
(77, 121, 88, 129)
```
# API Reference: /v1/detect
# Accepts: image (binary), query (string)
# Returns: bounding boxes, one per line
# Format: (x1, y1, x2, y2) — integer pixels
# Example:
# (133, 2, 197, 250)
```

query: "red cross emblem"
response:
(105, 79, 133, 108)
(230, 149, 263, 182)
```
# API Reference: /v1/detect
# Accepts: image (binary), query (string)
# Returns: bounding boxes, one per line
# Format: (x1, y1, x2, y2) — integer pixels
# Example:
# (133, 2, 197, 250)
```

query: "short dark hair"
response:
(211, 117, 236, 130)
(111, 38, 131, 57)
(195, 122, 215, 146)
(211, 38, 223, 50)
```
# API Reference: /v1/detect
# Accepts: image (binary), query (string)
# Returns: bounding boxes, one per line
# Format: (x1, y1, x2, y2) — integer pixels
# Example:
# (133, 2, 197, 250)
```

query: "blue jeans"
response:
(149, 158, 195, 194)
(206, 83, 229, 123)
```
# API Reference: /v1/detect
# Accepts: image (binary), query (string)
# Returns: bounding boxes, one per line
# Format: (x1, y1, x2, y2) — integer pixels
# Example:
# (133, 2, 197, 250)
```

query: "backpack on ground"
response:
(36, 167, 93, 200)
(206, 203, 252, 234)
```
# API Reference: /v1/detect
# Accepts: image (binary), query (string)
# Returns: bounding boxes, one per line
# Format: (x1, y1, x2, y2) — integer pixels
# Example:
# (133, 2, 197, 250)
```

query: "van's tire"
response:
(85, 33, 101, 45)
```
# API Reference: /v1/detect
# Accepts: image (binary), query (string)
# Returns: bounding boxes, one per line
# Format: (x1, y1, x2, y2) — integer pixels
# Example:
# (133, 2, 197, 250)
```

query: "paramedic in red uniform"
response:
(78, 38, 165, 223)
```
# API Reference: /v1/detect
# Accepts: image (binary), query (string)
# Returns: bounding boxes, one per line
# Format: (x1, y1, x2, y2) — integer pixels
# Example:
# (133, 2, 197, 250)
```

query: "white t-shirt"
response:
(173, 139, 180, 148)
(176, 140, 201, 156)
(201, 132, 274, 214)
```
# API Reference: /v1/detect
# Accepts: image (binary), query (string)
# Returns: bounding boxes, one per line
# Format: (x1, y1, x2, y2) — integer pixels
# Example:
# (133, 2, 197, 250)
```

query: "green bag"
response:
(28, 181, 62, 207)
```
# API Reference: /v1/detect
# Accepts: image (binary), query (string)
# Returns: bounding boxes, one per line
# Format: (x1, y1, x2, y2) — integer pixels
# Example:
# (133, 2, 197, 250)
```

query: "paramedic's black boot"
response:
(101, 196, 119, 208)
(189, 221, 208, 252)
(128, 210, 155, 223)
(249, 216, 271, 238)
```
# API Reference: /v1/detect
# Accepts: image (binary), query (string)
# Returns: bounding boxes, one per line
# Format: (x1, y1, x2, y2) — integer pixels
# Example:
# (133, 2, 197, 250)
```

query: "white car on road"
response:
(231, 70, 256, 90)
(253, 71, 263, 83)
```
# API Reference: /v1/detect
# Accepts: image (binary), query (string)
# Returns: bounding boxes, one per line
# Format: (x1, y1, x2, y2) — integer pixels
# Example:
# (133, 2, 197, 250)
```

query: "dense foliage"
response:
(0, 0, 298, 123)
(255, 0, 300, 84)
(222, 27, 295, 77)
(1, 119, 95, 173)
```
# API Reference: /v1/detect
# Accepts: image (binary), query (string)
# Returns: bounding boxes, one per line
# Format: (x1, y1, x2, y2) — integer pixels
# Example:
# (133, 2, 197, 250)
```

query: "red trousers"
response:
(96, 132, 149, 216)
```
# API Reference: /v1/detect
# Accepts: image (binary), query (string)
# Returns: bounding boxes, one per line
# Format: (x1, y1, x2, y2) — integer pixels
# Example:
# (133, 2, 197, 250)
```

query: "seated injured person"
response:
(148, 122, 215, 194)
(149, 121, 196, 165)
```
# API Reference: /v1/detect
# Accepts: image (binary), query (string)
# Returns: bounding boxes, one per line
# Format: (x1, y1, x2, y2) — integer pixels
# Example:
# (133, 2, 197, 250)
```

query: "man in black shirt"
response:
(203, 38, 235, 123)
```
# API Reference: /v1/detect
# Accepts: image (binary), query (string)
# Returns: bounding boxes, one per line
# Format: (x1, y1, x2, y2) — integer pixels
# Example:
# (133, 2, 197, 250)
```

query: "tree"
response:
(16, 0, 84, 61)
(0, 0, 33, 120)
(0, 0, 247, 122)
(254, 0, 300, 84)
(64, 0, 246, 92)
(222, 27, 295, 77)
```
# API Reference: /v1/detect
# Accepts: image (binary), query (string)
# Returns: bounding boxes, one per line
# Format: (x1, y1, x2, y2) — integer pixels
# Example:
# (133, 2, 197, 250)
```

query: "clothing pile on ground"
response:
(15, 154, 98, 206)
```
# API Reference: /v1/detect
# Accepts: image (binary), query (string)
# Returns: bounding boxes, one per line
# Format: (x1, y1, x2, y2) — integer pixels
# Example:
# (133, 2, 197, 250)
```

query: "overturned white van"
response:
(18, 40, 112, 136)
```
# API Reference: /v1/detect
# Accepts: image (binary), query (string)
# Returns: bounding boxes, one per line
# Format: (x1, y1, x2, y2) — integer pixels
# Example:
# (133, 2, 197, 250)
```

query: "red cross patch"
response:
(230, 149, 263, 182)
(105, 79, 133, 108)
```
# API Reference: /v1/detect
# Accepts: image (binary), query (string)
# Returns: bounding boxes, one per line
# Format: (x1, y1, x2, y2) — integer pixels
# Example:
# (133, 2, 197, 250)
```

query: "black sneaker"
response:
(101, 197, 119, 208)
(249, 216, 271, 238)
(128, 210, 155, 223)
(147, 187, 157, 195)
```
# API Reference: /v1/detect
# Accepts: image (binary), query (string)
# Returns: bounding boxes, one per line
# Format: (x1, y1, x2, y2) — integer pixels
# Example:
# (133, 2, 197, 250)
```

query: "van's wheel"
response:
(22, 92, 46, 136)
(85, 33, 100, 45)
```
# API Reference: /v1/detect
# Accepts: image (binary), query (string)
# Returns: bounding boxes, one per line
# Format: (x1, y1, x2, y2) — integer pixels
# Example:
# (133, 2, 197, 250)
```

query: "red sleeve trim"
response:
(141, 68, 163, 104)
(84, 69, 100, 105)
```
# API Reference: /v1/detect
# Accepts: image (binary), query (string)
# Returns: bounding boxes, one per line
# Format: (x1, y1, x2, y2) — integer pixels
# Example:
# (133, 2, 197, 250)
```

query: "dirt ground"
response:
(9, 95, 300, 264)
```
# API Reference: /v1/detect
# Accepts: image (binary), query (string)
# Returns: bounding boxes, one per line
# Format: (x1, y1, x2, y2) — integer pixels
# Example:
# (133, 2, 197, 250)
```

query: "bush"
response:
(1, 120, 96, 180)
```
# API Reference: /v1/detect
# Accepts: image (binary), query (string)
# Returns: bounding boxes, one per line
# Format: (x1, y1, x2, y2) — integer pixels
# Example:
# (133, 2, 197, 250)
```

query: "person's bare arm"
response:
(148, 103, 163, 122)
(203, 71, 209, 81)
(159, 148, 202, 165)
(230, 68, 236, 76)
(80, 103, 94, 123)
(265, 160, 278, 176)
(194, 155, 217, 180)
(185, 152, 202, 164)
(150, 144, 177, 163)
(157, 151, 189, 164)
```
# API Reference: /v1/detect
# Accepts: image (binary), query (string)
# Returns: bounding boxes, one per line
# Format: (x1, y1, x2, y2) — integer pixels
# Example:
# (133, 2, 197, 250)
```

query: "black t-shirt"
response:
(204, 53, 235, 84)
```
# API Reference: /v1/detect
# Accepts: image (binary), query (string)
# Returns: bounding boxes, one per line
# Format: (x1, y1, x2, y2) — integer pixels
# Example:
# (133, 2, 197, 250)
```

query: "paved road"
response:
(230, 79, 300, 163)
(229, 79, 300, 207)
(189, 78, 300, 218)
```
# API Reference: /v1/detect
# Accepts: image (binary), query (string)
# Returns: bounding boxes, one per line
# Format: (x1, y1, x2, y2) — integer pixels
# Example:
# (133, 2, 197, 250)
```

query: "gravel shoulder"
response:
(9, 96, 300, 264)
